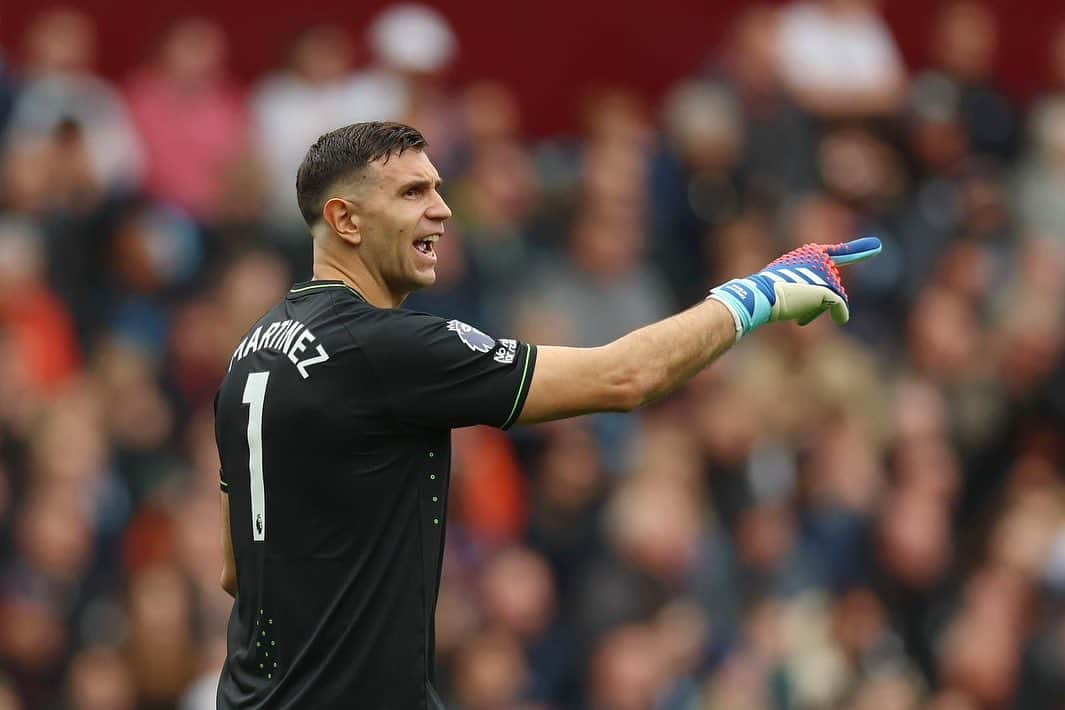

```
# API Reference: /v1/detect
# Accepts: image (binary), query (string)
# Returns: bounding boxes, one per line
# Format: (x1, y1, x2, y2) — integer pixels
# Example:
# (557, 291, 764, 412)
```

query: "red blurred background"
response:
(1, 0, 1060, 136)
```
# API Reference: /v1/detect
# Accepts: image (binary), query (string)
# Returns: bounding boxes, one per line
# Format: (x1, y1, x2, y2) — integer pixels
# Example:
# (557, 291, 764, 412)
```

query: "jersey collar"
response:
(288, 280, 368, 303)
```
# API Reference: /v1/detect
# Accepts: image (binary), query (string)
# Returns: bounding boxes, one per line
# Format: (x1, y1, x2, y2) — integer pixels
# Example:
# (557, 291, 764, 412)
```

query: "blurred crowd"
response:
(1, 0, 1064, 708)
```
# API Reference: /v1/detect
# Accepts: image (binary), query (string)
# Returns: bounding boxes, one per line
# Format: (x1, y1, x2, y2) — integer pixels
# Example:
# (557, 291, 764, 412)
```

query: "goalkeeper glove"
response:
(708, 237, 882, 340)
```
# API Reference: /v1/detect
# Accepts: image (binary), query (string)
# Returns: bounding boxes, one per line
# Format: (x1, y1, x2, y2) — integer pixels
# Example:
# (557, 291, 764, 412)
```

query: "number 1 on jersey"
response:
(243, 371, 269, 542)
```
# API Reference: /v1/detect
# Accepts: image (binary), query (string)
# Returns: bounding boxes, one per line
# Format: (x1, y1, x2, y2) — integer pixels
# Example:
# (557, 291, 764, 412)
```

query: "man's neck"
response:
(312, 256, 406, 309)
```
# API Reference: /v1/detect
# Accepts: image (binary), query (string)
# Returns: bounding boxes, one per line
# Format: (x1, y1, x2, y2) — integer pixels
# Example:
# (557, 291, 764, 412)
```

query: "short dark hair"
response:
(295, 121, 427, 227)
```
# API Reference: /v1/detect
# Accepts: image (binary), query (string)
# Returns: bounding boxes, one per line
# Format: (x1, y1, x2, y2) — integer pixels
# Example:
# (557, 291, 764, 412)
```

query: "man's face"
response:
(353, 149, 451, 302)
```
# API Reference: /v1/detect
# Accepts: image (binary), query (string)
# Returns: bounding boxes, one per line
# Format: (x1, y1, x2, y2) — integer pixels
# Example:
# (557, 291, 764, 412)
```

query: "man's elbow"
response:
(614, 365, 661, 412)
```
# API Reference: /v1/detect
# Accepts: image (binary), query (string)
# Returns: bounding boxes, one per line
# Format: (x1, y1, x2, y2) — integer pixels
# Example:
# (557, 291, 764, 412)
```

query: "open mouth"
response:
(413, 235, 439, 256)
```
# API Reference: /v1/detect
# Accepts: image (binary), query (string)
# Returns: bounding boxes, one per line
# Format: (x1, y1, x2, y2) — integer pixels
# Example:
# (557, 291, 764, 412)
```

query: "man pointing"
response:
(213, 121, 880, 708)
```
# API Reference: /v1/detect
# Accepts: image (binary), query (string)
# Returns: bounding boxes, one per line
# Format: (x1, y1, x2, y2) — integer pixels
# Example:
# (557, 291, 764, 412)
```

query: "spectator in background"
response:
(125, 18, 248, 221)
(6, 7, 143, 194)
(0, 115, 101, 217)
(572, 461, 727, 664)
(102, 200, 205, 355)
(457, 81, 524, 155)
(1016, 77, 1065, 243)
(65, 646, 136, 710)
(429, 545, 561, 707)
(874, 483, 955, 678)
(987, 239, 1065, 401)
(775, 0, 906, 119)
(520, 202, 670, 349)
(0, 219, 79, 395)
(816, 126, 907, 221)
(0, 474, 97, 706)
(712, 5, 819, 210)
(652, 80, 746, 306)
(896, 71, 975, 303)
(588, 624, 668, 710)
(123, 564, 197, 707)
(937, 566, 1031, 707)
(518, 89, 669, 347)
(1022, 26, 1065, 240)
(251, 25, 366, 232)
(524, 420, 608, 603)
(362, 4, 461, 167)
(450, 628, 529, 710)
(0, 595, 68, 708)
(922, 1, 1018, 162)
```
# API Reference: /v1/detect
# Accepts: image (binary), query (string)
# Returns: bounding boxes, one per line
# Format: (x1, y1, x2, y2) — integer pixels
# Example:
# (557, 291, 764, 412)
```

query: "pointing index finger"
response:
(821, 237, 882, 266)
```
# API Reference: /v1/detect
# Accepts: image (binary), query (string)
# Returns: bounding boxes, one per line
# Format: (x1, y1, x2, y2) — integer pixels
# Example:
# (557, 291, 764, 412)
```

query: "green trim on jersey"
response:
(501, 345, 533, 430)
(288, 282, 367, 302)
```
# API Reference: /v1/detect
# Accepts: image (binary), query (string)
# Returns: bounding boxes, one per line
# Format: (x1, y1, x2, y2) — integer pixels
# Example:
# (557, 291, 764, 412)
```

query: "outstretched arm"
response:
(518, 298, 736, 422)
(517, 238, 881, 425)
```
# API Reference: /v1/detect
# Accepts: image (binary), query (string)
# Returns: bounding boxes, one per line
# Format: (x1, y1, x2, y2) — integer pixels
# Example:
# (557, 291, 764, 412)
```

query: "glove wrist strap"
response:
(706, 294, 745, 341)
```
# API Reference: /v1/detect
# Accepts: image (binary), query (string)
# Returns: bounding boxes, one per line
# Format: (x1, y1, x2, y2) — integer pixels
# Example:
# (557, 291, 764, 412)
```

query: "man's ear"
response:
(322, 197, 362, 246)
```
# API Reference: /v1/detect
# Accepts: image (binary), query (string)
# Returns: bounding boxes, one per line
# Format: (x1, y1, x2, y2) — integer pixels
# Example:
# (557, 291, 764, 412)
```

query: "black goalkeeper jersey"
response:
(214, 280, 536, 709)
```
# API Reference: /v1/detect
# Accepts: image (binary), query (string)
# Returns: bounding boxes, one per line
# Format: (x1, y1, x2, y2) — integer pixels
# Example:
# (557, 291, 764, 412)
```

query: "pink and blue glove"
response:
(708, 237, 882, 339)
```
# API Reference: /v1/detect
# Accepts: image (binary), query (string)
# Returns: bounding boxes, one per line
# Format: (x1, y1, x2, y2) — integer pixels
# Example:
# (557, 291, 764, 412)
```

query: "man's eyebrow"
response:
(397, 177, 444, 193)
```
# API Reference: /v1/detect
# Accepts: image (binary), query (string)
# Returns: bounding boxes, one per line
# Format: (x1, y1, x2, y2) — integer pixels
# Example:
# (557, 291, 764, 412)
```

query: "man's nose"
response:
(427, 192, 452, 221)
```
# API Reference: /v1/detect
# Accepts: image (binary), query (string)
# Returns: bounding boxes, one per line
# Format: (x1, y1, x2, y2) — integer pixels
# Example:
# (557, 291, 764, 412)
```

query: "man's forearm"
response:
(604, 298, 737, 407)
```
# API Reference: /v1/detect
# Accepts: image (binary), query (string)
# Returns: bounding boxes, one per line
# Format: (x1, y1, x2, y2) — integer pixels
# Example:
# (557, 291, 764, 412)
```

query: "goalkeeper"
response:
(213, 121, 881, 709)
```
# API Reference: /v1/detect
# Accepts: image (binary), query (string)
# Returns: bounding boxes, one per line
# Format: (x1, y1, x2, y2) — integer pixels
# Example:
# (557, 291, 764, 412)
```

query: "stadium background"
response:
(1, 0, 1065, 707)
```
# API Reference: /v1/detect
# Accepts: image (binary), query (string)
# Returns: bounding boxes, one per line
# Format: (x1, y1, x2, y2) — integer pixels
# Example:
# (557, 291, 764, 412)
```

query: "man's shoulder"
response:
(343, 306, 507, 368)
(346, 306, 451, 353)
(286, 287, 447, 353)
